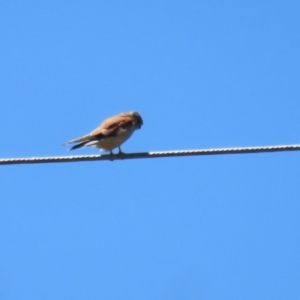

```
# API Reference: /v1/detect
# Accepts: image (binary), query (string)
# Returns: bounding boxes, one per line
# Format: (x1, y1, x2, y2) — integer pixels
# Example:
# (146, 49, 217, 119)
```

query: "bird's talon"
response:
(117, 148, 125, 158)
(109, 151, 114, 161)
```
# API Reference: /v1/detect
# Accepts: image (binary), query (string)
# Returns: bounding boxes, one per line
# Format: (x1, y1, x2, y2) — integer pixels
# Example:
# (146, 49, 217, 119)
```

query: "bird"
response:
(62, 111, 143, 155)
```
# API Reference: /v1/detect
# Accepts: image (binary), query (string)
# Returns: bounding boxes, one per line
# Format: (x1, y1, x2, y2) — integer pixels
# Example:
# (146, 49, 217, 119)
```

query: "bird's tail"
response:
(62, 134, 90, 146)
(68, 141, 88, 151)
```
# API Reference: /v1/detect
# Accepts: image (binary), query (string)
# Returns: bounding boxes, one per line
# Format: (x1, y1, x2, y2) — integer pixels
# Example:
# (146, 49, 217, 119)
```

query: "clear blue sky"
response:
(1, 1, 300, 299)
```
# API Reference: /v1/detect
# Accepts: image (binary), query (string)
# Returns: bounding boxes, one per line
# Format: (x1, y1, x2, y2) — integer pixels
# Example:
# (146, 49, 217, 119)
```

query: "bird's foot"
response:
(117, 148, 125, 159)
(109, 151, 114, 161)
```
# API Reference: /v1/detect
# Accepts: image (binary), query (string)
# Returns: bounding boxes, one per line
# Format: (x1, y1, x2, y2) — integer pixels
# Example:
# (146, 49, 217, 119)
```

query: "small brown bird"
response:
(63, 111, 143, 155)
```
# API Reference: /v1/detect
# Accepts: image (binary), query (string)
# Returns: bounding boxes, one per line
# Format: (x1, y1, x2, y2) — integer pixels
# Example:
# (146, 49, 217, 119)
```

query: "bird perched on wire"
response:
(62, 111, 143, 155)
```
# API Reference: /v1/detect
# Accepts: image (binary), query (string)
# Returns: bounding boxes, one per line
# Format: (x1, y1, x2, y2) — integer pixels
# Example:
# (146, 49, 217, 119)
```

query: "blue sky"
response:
(1, 1, 300, 299)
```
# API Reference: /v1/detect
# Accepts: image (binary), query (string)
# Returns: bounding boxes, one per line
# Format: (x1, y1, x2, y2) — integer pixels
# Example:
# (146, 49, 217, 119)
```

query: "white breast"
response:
(94, 126, 136, 151)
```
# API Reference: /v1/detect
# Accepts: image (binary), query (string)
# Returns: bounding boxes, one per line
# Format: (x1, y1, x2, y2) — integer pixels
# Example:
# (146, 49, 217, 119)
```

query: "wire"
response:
(0, 144, 299, 166)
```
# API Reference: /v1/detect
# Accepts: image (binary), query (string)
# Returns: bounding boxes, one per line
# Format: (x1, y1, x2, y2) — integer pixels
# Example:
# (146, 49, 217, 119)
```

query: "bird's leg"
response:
(109, 150, 114, 161)
(117, 147, 125, 158)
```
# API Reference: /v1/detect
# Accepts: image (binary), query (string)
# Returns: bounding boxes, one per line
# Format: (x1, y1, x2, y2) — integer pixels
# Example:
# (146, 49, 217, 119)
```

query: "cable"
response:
(0, 144, 299, 166)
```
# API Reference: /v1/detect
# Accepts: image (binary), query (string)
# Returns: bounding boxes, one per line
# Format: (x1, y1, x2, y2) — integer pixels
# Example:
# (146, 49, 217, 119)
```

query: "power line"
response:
(0, 144, 299, 166)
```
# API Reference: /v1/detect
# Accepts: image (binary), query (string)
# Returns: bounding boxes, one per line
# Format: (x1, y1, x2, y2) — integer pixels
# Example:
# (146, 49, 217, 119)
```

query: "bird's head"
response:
(129, 111, 143, 129)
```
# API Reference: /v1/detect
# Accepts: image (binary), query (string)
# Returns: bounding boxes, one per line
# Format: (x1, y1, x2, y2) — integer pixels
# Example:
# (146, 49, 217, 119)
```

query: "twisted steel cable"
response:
(0, 144, 299, 166)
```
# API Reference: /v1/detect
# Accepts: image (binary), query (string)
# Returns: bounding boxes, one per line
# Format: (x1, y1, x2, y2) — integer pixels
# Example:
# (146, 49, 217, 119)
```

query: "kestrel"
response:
(63, 111, 143, 155)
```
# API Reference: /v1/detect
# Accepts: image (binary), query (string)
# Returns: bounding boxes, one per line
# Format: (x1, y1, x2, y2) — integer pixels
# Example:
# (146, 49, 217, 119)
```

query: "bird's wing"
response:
(62, 113, 134, 146)
(90, 114, 134, 139)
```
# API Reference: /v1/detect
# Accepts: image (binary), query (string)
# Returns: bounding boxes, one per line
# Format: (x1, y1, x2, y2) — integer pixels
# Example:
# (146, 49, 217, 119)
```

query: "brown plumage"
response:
(62, 111, 143, 154)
